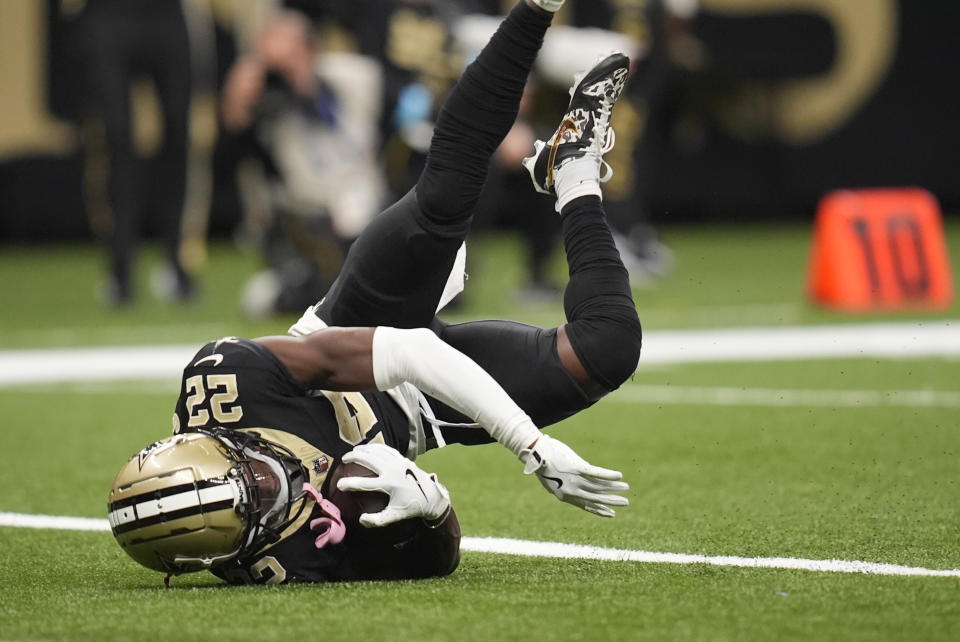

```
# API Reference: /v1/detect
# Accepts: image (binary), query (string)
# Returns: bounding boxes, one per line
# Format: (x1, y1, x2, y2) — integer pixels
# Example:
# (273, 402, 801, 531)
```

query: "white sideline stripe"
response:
(2, 512, 957, 578)
(1, 321, 958, 385)
(0, 512, 110, 532)
(0, 344, 197, 385)
(640, 320, 960, 364)
(611, 385, 960, 408)
(460, 537, 960, 578)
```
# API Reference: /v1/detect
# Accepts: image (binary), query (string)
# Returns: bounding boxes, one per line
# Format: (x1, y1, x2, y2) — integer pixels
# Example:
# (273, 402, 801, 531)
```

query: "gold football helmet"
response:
(107, 428, 307, 575)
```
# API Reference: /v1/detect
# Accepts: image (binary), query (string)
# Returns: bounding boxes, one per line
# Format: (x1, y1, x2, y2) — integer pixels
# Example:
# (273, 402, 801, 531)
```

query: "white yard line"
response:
(1, 320, 958, 386)
(0, 512, 109, 532)
(640, 320, 960, 364)
(0, 344, 197, 385)
(611, 385, 960, 408)
(2, 511, 957, 578)
(461, 537, 960, 578)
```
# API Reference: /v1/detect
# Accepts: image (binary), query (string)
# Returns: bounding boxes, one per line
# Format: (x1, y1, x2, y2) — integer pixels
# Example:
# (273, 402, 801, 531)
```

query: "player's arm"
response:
(257, 327, 540, 451)
(257, 326, 628, 517)
(369, 326, 629, 518)
(256, 328, 377, 390)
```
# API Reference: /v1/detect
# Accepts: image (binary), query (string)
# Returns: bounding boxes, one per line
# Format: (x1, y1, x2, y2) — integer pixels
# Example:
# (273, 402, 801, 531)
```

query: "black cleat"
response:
(523, 52, 630, 195)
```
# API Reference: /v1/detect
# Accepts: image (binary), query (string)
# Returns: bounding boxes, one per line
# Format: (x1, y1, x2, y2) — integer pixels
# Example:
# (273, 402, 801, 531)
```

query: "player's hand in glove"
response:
(337, 443, 451, 528)
(519, 434, 629, 517)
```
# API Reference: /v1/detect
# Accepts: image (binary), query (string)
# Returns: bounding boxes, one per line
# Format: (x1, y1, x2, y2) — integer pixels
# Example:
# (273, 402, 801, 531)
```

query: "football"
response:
(325, 461, 418, 546)
(325, 461, 389, 528)
(324, 459, 461, 580)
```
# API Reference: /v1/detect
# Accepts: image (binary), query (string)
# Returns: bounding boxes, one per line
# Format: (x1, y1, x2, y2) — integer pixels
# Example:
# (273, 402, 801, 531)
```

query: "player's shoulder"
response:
(181, 336, 306, 402)
(186, 336, 279, 370)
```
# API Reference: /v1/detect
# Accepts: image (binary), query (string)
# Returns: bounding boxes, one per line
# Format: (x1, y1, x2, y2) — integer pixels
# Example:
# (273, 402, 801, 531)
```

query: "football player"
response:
(108, 0, 642, 585)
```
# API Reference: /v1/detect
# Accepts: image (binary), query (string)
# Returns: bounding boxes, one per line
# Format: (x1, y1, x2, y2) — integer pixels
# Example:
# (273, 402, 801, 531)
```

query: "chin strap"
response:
(301, 482, 346, 549)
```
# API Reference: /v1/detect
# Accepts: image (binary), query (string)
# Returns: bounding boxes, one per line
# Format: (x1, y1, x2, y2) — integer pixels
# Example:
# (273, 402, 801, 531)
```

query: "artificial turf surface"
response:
(1, 224, 958, 640)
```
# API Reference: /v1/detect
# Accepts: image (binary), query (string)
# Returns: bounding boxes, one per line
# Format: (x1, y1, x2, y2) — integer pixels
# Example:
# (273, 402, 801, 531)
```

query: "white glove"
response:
(519, 434, 629, 517)
(337, 443, 451, 528)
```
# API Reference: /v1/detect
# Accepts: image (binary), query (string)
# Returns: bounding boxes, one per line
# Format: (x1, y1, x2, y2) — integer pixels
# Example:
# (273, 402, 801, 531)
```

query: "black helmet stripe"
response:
(109, 479, 239, 535)
(108, 479, 230, 511)
(111, 498, 236, 536)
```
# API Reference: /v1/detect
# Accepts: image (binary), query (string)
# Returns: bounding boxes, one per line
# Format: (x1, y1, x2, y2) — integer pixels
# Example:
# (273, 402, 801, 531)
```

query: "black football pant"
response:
(314, 1, 642, 434)
(316, 1, 551, 329)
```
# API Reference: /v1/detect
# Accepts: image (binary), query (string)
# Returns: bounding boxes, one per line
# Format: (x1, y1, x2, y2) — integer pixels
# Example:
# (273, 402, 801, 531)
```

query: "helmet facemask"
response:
(222, 429, 310, 557)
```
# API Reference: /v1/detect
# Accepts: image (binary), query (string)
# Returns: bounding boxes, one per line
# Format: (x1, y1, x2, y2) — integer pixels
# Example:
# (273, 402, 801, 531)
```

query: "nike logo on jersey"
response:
(193, 354, 224, 367)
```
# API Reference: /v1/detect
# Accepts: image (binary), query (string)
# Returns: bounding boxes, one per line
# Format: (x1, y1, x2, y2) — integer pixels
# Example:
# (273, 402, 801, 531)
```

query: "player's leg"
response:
(413, 0, 556, 241)
(84, 8, 139, 303)
(308, 1, 560, 330)
(149, 1, 193, 299)
(432, 53, 643, 435)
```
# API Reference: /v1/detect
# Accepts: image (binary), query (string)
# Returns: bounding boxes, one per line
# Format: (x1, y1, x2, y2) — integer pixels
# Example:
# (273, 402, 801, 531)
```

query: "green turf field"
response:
(1, 223, 958, 641)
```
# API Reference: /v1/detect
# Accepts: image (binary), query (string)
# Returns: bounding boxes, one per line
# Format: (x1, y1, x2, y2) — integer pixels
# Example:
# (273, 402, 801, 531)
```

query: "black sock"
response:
(561, 196, 643, 391)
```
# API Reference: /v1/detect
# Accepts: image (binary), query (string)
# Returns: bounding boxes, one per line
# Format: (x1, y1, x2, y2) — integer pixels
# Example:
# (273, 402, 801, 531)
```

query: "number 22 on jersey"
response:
(184, 374, 244, 427)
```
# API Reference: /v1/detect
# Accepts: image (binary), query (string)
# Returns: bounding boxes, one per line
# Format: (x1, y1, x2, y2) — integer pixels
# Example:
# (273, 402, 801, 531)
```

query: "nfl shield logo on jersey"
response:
(312, 456, 329, 475)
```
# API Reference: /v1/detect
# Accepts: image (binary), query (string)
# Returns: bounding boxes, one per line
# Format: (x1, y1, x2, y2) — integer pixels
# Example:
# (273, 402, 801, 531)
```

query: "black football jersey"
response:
(171, 336, 415, 583)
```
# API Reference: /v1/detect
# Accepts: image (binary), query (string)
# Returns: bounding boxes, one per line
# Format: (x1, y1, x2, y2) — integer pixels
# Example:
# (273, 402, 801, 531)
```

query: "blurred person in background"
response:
(284, 0, 572, 302)
(220, 9, 386, 319)
(284, 0, 464, 197)
(73, 0, 195, 304)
